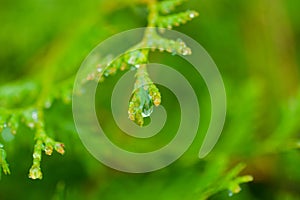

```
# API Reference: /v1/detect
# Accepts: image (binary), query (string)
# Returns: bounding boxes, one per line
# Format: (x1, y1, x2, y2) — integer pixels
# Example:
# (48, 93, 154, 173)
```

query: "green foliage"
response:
(128, 64, 161, 126)
(198, 163, 253, 199)
(82, 0, 197, 126)
(0, 144, 10, 178)
(156, 10, 198, 29)
(0, 0, 299, 199)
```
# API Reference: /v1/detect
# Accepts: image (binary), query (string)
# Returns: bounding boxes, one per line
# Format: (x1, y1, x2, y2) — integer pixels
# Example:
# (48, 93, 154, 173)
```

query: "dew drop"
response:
(97, 67, 103, 73)
(104, 71, 109, 77)
(135, 64, 140, 69)
(27, 122, 35, 129)
(228, 190, 233, 197)
(189, 13, 195, 18)
(32, 111, 38, 121)
(128, 56, 136, 65)
(142, 105, 154, 117)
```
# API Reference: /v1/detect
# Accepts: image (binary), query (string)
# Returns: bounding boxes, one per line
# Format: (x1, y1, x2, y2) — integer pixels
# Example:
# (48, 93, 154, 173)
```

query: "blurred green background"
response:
(0, 0, 300, 199)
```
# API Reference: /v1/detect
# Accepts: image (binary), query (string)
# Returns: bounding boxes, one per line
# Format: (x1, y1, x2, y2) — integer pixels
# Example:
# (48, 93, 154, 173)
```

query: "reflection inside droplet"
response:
(32, 111, 38, 121)
(142, 104, 154, 117)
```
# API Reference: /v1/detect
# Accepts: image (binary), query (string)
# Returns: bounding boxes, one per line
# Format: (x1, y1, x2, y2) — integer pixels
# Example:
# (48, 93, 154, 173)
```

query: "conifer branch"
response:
(199, 164, 253, 199)
(83, 0, 198, 126)
(0, 144, 10, 178)
(0, 0, 198, 179)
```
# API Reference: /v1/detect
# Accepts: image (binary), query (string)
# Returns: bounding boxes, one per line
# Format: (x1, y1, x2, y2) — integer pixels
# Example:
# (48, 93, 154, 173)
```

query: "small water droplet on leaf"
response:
(32, 111, 38, 121)
(97, 67, 103, 73)
(142, 104, 154, 117)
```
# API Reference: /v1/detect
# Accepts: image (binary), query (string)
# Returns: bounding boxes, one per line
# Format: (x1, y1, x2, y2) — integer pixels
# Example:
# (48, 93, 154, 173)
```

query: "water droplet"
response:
(135, 64, 140, 69)
(189, 13, 195, 18)
(128, 56, 136, 65)
(27, 122, 35, 129)
(104, 71, 109, 77)
(228, 190, 233, 197)
(97, 67, 103, 73)
(32, 111, 38, 121)
(142, 104, 154, 117)
(3, 123, 7, 128)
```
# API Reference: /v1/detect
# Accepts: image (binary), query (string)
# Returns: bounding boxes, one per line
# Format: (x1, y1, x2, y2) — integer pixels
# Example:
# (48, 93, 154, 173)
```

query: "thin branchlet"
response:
(0, 0, 198, 178)
(83, 0, 198, 126)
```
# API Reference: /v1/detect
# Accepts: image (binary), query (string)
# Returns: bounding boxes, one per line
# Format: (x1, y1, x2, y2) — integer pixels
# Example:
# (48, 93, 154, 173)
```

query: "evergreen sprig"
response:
(199, 163, 253, 199)
(156, 10, 199, 29)
(0, 0, 199, 178)
(0, 144, 10, 179)
(0, 84, 67, 179)
(83, 0, 198, 126)
(128, 64, 161, 126)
